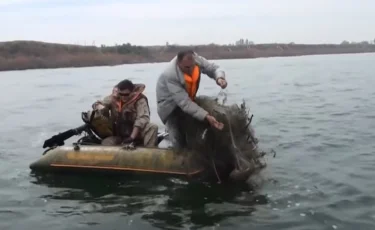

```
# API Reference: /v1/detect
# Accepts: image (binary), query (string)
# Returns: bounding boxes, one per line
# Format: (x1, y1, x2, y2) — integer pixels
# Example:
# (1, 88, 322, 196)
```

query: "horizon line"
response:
(1, 39, 374, 47)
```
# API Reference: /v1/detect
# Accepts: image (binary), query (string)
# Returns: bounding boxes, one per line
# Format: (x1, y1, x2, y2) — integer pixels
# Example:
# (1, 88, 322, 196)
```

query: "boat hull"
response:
(30, 145, 206, 178)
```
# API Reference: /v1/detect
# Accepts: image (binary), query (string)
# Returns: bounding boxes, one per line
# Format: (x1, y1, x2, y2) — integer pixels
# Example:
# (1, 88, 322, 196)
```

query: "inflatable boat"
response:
(29, 110, 263, 183)
(29, 131, 208, 178)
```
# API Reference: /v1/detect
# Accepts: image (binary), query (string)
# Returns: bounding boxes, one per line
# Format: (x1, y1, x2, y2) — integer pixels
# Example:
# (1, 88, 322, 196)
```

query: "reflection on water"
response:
(30, 172, 269, 229)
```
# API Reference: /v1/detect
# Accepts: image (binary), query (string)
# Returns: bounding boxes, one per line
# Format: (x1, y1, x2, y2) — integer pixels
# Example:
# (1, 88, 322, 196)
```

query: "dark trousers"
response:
(165, 108, 189, 150)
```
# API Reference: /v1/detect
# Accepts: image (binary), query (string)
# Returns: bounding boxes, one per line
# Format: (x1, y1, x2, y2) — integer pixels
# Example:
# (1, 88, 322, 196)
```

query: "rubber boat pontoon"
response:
(29, 111, 262, 183)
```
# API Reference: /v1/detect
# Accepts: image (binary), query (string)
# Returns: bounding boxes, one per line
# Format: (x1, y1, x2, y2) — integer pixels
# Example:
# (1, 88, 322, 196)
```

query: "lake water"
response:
(0, 53, 375, 230)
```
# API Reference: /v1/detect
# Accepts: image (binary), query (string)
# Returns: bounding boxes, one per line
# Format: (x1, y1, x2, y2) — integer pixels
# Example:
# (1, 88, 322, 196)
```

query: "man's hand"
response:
(121, 142, 136, 150)
(92, 101, 105, 110)
(205, 115, 224, 130)
(216, 78, 227, 89)
(121, 137, 136, 150)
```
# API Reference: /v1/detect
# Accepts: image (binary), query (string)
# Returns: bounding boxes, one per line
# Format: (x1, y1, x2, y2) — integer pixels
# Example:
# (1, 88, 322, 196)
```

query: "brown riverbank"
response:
(1, 40, 375, 71)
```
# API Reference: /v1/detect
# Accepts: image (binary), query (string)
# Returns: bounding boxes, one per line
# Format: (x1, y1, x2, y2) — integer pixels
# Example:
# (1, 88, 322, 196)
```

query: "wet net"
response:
(170, 93, 267, 181)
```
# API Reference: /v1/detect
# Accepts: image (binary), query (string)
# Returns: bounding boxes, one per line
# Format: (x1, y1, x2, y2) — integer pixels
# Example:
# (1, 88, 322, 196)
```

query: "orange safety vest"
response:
(184, 65, 200, 100)
(111, 93, 149, 137)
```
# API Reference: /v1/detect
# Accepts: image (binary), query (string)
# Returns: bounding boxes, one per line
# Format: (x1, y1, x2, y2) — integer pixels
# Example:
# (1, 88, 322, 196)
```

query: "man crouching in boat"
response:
(156, 50, 227, 150)
(93, 79, 158, 148)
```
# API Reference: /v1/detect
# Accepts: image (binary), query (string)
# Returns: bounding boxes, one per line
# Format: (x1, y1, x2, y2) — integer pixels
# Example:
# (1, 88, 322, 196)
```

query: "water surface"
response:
(0, 53, 375, 230)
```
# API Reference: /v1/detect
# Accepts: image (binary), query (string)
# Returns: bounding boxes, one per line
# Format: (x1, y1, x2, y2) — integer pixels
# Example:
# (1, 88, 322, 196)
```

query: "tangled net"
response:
(172, 93, 267, 181)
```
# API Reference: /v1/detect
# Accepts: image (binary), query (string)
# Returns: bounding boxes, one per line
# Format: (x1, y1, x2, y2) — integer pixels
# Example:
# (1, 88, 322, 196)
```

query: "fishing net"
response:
(170, 93, 267, 181)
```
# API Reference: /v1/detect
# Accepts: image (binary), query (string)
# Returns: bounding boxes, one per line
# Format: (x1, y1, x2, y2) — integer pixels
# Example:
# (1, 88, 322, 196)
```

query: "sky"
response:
(0, 0, 374, 46)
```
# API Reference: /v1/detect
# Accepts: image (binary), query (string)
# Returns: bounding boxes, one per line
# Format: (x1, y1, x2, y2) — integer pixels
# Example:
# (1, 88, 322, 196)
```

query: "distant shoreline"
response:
(1, 40, 375, 72)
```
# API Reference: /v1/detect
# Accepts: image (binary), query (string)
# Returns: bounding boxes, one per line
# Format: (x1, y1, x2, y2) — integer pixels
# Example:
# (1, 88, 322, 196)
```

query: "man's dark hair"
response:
(177, 49, 194, 62)
(117, 79, 134, 91)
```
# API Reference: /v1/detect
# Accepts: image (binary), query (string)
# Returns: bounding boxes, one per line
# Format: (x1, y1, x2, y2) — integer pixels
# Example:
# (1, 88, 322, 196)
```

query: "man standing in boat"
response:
(94, 79, 159, 147)
(155, 50, 228, 149)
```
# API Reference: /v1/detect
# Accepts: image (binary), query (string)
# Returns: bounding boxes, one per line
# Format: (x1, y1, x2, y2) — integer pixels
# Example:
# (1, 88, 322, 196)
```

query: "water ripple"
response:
(0, 53, 375, 230)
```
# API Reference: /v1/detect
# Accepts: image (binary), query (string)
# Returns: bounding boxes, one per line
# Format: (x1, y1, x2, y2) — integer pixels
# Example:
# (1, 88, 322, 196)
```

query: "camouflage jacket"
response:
(95, 84, 151, 138)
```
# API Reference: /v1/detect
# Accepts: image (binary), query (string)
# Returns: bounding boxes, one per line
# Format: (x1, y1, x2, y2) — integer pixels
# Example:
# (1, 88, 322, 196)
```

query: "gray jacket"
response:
(155, 52, 226, 124)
